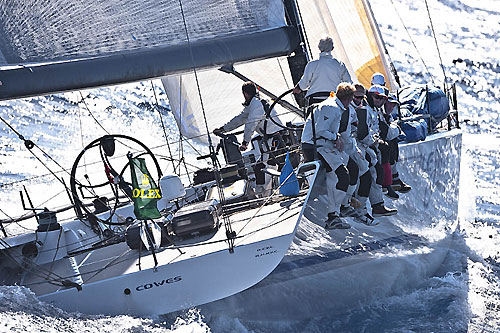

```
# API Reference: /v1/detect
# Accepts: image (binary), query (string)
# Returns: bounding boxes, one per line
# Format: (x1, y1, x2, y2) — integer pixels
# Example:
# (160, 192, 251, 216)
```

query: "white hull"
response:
(1, 162, 322, 317)
(1, 129, 460, 317)
(40, 231, 297, 316)
(201, 129, 462, 319)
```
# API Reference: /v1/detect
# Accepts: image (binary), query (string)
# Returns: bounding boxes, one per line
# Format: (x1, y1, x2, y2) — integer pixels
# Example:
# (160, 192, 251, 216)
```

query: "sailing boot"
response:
(371, 202, 397, 217)
(340, 205, 360, 218)
(357, 212, 378, 226)
(383, 185, 399, 199)
(392, 172, 411, 193)
(325, 212, 351, 230)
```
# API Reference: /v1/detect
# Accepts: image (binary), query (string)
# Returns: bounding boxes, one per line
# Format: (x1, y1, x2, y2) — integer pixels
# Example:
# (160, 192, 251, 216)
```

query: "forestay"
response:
(0, 0, 299, 100)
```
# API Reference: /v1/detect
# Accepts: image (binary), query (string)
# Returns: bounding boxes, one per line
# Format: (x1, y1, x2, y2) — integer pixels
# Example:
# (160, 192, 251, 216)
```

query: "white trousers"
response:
(325, 169, 346, 216)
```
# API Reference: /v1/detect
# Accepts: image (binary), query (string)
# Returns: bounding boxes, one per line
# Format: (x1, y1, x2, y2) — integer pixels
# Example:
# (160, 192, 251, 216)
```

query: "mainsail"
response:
(163, 0, 397, 141)
(0, 0, 299, 100)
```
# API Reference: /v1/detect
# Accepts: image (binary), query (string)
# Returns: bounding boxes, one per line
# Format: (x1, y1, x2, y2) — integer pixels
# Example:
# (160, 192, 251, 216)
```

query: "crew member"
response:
(347, 83, 377, 225)
(301, 83, 355, 229)
(361, 85, 397, 217)
(293, 36, 352, 106)
(214, 82, 282, 197)
(381, 93, 411, 193)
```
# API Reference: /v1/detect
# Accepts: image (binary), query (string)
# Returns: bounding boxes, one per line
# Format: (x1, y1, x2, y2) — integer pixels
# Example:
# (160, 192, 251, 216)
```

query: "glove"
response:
(378, 139, 388, 147)
(238, 140, 248, 151)
(213, 127, 225, 136)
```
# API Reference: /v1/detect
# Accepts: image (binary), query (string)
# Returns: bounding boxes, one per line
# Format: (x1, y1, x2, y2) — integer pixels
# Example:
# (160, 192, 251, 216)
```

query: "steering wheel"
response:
(263, 88, 304, 135)
(69, 134, 162, 225)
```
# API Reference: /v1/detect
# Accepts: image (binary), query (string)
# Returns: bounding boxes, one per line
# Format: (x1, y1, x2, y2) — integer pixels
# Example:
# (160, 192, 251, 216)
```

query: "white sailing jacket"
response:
(222, 96, 282, 143)
(357, 103, 380, 148)
(301, 97, 343, 150)
(298, 52, 352, 97)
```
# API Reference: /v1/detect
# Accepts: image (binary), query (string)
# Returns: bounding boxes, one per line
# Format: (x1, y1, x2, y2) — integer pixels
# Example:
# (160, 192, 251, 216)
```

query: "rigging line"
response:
(176, 77, 192, 182)
(78, 92, 111, 135)
(293, 0, 312, 59)
(177, 0, 213, 147)
(77, 102, 89, 176)
(155, 154, 201, 172)
(235, 169, 296, 237)
(277, 58, 292, 90)
(177, 76, 183, 172)
(388, 0, 435, 84)
(1, 113, 73, 187)
(150, 81, 177, 175)
(180, 135, 203, 157)
(424, 0, 448, 89)
(77, 94, 146, 157)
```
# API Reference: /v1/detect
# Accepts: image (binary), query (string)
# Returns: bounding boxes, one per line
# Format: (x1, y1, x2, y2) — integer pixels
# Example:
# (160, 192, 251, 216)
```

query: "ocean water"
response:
(1, 0, 500, 332)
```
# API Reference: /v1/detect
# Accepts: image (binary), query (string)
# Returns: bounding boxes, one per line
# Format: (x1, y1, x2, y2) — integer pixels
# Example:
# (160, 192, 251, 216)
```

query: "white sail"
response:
(296, 0, 396, 90)
(162, 57, 301, 141)
(164, 0, 399, 142)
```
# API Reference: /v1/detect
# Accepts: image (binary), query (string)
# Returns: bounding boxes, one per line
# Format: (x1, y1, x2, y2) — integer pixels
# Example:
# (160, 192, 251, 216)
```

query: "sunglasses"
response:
(373, 95, 387, 100)
(353, 95, 364, 100)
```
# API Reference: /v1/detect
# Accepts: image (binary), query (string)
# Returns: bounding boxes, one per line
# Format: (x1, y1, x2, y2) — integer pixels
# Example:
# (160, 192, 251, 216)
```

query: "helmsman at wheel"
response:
(214, 81, 283, 197)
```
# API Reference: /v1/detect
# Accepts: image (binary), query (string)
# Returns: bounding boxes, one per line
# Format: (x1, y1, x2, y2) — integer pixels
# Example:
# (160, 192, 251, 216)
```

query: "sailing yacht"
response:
(0, 0, 460, 318)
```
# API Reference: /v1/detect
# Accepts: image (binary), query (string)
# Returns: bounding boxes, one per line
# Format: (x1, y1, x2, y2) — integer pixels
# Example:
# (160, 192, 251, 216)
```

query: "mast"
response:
(283, 0, 310, 87)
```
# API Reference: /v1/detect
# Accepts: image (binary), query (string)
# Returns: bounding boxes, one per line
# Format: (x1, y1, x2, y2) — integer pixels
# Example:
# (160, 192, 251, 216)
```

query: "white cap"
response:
(368, 85, 388, 97)
(371, 72, 386, 86)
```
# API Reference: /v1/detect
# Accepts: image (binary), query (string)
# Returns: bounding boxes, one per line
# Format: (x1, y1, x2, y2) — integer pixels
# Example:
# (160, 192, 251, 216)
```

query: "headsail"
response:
(0, 0, 299, 100)
(296, 0, 397, 90)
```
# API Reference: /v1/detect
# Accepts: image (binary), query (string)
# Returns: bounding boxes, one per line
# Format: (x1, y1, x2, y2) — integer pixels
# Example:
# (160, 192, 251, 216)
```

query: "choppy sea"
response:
(1, 0, 500, 331)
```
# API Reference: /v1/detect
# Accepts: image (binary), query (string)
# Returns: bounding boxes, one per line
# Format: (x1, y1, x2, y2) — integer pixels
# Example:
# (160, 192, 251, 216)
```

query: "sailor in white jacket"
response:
(301, 83, 356, 229)
(338, 91, 372, 222)
(215, 82, 282, 196)
(293, 36, 352, 105)
(362, 85, 397, 217)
